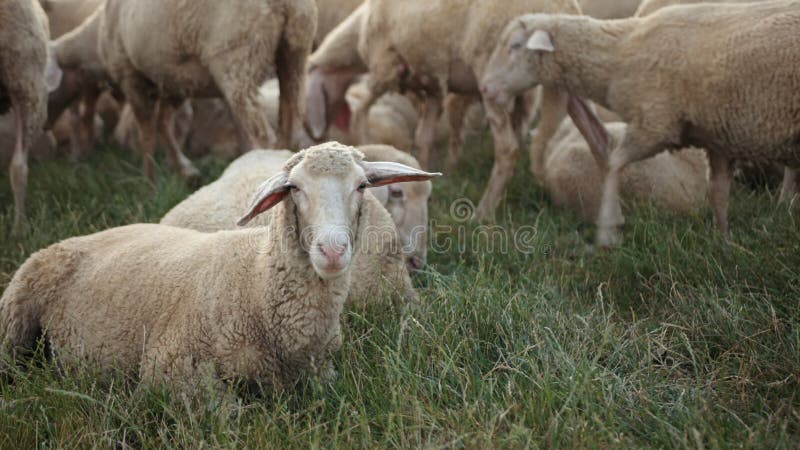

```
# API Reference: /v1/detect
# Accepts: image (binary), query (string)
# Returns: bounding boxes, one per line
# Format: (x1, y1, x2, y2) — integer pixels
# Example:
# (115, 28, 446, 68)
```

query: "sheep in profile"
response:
(161, 144, 434, 305)
(482, 1, 800, 245)
(540, 120, 707, 220)
(0, 143, 439, 390)
(1, 0, 62, 234)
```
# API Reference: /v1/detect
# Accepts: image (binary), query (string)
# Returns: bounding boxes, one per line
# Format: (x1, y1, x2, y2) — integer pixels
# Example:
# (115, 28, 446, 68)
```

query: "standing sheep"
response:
(481, 1, 800, 246)
(1, 0, 61, 234)
(0, 143, 439, 389)
(308, 0, 585, 221)
(83, 0, 317, 181)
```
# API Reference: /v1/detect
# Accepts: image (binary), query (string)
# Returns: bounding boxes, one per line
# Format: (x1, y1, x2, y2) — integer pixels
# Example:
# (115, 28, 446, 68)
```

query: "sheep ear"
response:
(44, 43, 63, 93)
(526, 30, 555, 53)
(237, 172, 292, 226)
(361, 161, 442, 187)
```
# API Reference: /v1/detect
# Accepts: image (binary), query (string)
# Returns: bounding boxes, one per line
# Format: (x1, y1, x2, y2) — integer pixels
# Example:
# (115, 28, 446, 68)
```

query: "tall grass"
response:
(0, 138, 798, 448)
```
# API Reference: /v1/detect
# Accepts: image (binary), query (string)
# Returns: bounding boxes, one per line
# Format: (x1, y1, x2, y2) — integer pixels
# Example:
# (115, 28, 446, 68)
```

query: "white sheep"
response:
(161, 143, 433, 280)
(0, 143, 439, 390)
(307, 0, 585, 221)
(1, 0, 62, 234)
(540, 120, 707, 220)
(482, 1, 800, 245)
(50, 0, 318, 181)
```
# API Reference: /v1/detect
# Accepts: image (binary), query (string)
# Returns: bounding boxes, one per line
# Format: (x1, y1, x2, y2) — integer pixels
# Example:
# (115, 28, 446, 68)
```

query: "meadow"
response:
(0, 135, 798, 448)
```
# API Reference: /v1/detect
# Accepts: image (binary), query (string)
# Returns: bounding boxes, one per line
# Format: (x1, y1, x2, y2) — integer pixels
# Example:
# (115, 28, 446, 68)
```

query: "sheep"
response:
(307, 0, 584, 221)
(481, 1, 800, 246)
(579, 0, 641, 19)
(539, 120, 708, 220)
(160, 144, 433, 302)
(1, 0, 62, 234)
(40, 0, 117, 161)
(52, 0, 318, 181)
(0, 143, 439, 390)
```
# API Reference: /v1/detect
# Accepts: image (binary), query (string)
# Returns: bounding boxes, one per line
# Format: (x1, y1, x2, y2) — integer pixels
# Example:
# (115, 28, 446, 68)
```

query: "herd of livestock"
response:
(0, 0, 797, 390)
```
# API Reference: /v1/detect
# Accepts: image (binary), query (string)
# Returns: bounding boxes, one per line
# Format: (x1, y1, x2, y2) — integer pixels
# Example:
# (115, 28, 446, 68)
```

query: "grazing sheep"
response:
(161, 144, 434, 304)
(540, 120, 708, 220)
(1, 143, 439, 390)
(579, 0, 641, 19)
(83, 0, 317, 181)
(482, 1, 800, 245)
(308, 0, 584, 221)
(1, 0, 61, 234)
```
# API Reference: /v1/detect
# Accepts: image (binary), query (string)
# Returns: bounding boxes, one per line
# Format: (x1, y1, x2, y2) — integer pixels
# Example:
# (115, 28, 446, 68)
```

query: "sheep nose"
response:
(406, 255, 425, 272)
(318, 243, 348, 265)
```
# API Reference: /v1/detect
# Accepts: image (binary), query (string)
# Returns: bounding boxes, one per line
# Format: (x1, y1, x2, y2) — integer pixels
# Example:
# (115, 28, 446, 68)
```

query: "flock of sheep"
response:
(0, 0, 798, 392)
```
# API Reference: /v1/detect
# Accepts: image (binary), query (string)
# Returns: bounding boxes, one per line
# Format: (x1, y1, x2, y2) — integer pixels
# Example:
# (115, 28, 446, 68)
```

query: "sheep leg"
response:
(121, 76, 159, 181)
(475, 101, 518, 221)
(351, 85, 385, 145)
(596, 128, 666, 247)
(78, 86, 100, 155)
(212, 65, 277, 152)
(157, 100, 200, 182)
(414, 95, 442, 170)
(529, 87, 567, 180)
(9, 108, 29, 235)
(276, 34, 311, 149)
(707, 151, 735, 235)
(444, 94, 473, 171)
(778, 167, 798, 204)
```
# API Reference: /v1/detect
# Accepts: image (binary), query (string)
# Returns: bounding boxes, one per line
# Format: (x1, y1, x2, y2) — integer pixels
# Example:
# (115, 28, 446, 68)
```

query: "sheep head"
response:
(481, 15, 561, 106)
(238, 142, 441, 280)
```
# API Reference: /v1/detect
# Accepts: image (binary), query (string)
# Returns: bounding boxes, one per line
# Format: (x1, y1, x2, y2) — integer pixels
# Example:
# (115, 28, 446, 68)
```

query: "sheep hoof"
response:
(596, 226, 621, 248)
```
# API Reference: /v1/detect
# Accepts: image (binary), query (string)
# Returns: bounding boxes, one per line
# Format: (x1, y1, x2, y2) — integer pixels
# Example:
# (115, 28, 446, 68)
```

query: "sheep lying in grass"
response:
(540, 121, 707, 220)
(0, 143, 439, 390)
(54, 0, 318, 181)
(161, 144, 434, 305)
(482, 1, 800, 246)
(1, 0, 61, 234)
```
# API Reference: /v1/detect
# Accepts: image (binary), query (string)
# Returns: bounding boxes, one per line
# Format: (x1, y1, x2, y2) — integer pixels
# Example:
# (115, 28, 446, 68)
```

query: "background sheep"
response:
(1, 144, 438, 390)
(578, 0, 641, 19)
(1, 0, 61, 234)
(540, 120, 707, 220)
(482, 1, 800, 246)
(86, 0, 318, 181)
(160, 144, 433, 305)
(307, 0, 583, 221)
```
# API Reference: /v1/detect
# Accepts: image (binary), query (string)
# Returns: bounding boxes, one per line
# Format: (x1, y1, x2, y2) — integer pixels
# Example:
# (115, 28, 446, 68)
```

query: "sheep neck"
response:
(550, 17, 633, 108)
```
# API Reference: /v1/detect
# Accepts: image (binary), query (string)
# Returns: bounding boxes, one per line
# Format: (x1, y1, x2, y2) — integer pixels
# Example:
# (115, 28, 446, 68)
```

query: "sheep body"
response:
(96, 0, 317, 179)
(484, 1, 800, 244)
(579, 0, 641, 19)
(1, 144, 429, 388)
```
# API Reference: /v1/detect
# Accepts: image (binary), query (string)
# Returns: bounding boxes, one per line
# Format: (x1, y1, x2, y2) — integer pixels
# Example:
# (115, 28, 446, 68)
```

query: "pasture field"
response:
(0, 136, 798, 448)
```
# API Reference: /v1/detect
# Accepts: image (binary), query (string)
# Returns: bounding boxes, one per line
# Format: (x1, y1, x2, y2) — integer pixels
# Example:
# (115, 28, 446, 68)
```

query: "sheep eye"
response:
(390, 189, 403, 199)
(357, 182, 368, 192)
(289, 185, 300, 193)
(510, 42, 522, 51)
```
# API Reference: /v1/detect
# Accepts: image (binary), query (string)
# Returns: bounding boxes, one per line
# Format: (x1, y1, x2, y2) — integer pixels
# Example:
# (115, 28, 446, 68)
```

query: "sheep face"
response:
(238, 143, 441, 280)
(370, 180, 432, 272)
(482, 16, 558, 106)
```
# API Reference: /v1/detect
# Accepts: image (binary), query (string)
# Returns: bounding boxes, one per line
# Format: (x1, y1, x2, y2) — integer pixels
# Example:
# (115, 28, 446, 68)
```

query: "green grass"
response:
(0, 137, 798, 448)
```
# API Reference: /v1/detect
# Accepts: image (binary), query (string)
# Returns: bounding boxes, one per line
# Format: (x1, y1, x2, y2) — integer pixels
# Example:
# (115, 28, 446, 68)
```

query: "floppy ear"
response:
(44, 43, 63, 93)
(237, 171, 292, 226)
(305, 69, 328, 140)
(526, 30, 555, 53)
(361, 161, 441, 187)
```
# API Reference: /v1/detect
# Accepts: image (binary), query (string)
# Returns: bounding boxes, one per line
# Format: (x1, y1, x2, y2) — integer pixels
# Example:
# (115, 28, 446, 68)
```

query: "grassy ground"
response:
(0, 137, 798, 448)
